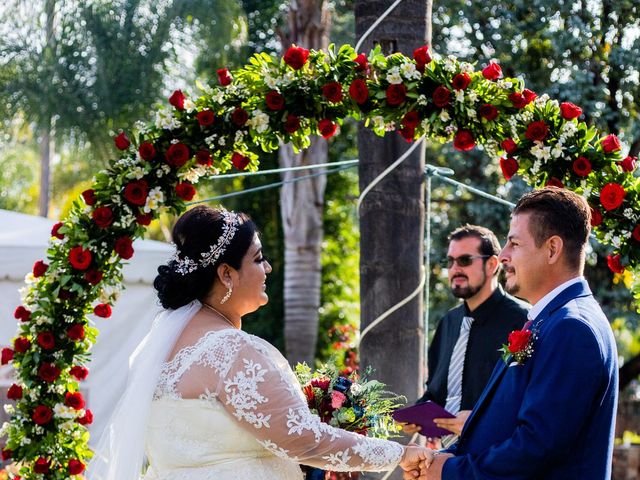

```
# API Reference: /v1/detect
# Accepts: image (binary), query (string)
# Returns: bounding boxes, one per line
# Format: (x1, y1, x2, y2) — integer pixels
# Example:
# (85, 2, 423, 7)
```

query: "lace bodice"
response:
(148, 329, 404, 475)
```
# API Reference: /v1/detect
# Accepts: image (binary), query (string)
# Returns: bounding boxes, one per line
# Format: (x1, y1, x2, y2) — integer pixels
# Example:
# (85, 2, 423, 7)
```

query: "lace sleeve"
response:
(214, 331, 404, 472)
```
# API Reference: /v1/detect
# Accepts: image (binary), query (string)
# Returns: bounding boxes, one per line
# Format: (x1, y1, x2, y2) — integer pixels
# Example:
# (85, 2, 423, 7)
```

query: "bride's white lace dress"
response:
(143, 328, 404, 480)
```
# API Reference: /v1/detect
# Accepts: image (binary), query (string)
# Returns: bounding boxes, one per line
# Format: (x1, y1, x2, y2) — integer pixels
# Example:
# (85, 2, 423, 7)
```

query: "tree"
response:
(278, 0, 333, 366)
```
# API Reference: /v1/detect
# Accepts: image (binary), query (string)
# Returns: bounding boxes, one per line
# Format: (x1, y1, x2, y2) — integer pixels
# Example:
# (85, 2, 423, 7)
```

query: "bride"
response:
(88, 205, 433, 480)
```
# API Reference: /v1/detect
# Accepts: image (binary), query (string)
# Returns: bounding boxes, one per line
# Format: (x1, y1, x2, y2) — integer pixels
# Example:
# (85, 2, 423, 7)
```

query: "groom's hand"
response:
(433, 410, 471, 436)
(422, 452, 453, 480)
(400, 445, 434, 479)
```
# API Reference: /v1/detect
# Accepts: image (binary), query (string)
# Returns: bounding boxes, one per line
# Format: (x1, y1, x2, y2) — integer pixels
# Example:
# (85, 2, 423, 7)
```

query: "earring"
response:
(220, 284, 233, 304)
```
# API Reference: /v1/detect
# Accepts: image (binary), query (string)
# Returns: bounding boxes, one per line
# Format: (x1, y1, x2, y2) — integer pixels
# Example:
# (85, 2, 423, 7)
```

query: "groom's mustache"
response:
(451, 274, 468, 281)
(503, 266, 515, 274)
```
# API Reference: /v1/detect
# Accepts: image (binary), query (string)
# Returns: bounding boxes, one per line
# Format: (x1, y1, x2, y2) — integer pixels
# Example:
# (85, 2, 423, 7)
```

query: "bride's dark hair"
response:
(154, 205, 257, 309)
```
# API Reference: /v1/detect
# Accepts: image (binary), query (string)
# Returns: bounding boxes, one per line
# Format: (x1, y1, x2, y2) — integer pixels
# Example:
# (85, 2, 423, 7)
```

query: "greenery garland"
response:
(1, 43, 638, 478)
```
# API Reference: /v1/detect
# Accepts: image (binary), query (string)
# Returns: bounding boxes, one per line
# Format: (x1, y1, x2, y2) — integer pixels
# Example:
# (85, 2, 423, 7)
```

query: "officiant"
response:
(403, 225, 528, 444)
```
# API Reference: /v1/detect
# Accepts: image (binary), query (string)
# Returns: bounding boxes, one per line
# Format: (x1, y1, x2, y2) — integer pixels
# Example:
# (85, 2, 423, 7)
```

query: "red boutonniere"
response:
(500, 328, 536, 365)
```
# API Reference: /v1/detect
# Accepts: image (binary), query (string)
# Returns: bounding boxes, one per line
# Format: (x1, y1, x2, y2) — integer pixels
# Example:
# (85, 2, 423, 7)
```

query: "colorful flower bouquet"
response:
(295, 362, 405, 479)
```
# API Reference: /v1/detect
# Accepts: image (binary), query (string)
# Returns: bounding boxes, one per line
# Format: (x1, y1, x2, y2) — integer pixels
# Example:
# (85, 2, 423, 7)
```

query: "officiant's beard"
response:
(450, 271, 486, 299)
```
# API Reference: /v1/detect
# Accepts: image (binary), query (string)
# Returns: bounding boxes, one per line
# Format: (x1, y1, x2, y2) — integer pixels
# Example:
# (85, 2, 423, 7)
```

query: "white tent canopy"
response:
(0, 209, 171, 442)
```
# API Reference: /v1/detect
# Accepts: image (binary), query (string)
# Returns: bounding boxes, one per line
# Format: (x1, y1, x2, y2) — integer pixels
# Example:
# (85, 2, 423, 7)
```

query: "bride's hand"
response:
(400, 444, 434, 479)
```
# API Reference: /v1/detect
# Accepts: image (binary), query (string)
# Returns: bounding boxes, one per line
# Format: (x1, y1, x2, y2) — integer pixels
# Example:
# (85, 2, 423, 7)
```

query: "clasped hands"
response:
(399, 445, 451, 480)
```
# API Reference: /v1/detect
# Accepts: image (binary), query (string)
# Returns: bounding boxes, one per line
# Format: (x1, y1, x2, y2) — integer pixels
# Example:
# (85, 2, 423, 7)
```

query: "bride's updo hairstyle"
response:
(154, 205, 257, 309)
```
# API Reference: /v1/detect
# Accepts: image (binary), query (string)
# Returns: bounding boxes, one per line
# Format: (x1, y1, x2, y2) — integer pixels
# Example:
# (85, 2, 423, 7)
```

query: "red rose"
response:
(523, 89, 537, 104)
(68, 459, 85, 475)
(94, 303, 112, 318)
(69, 246, 92, 270)
(34, 457, 50, 474)
(138, 142, 156, 161)
(265, 90, 285, 110)
(165, 143, 190, 167)
(37, 331, 55, 350)
(14, 306, 31, 322)
(217, 68, 232, 86)
(136, 213, 153, 226)
(399, 126, 415, 143)
(231, 107, 249, 126)
(92, 206, 114, 228)
(348, 78, 369, 105)
(169, 90, 185, 110)
(283, 45, 310, 70)
(32, 405, 53, 424)
(432, 85, 451, 108)
(82, 189, 96, 206)
(318, 119, 337, 139)
(65, 391, 85, 410)
(600, 183, 625, 211)
(607, 254, 625, 274)
(451, 73, 471, 90)
(633, 224, 640, 242)
(195, 149, 212, 166)
(67, 324, 85, 341)
(402, 111, 420, 129)
(284, 114, 301, 134)
(78, 409, 93, 425)
(507, 329, 532, 354)
(500, 157, 519, 180)
(386, 83, 407, 106)
(51, 221, 64, 239)
(14, 337, 30, 353)
(59, 289, 74, 301)
(84, 269, 103, 285)
(560, 102, 582, 120)
(38, 363, 61, 382)
(322, 82, 343, 103)
(1, 449, 12, 461)
(525, 120, 549, 142)
(1, 348, 13, 365)
(7, 384, 22, 400)
(310, 378, 331, 391)
(33, 260, 48, 277)
(115, 236, 134, 260)
(509, 92, 528, 109)
(572, 156, 592, 177)
(620, 156, 637, 172)
(501, 138, 518, 154)
(231, 152, 250, 171)
(546, 177, 564, 188)
(413, 45, 431, 72)
(114, 132, 130, 150)
(175, 182, 196, 201)
(590, 207, 603, 227)
(479, 103, 499, 121)
(196, 109, 215, 126)
(353, 53, 369, 72)
(70, 365, 89, 381)
(482, 62, 502, 80)
(124, 179, 149, 206)
(601, 134, 621, 153)
(453, 130, 476, 151)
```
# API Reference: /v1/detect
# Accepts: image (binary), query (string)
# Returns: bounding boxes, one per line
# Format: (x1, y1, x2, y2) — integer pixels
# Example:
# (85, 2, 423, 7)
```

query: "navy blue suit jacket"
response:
(442, 279, 618, 480)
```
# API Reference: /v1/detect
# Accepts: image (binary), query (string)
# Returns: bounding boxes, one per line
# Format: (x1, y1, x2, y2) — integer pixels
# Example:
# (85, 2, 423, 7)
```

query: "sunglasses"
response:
(442, 254, 492, 268)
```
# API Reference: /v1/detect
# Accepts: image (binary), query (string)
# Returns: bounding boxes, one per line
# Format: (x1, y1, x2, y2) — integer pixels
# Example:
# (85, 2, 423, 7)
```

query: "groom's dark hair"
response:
(513, 187, 591, 270)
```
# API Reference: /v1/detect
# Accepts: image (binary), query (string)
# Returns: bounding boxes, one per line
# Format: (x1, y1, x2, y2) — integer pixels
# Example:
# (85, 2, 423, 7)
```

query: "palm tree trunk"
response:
(280, 0, 331, 365)
(39, 0, 56, 218)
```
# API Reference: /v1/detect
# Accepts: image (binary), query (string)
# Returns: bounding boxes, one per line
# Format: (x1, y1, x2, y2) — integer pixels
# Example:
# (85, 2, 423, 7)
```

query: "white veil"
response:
(87, 300, 202, 480)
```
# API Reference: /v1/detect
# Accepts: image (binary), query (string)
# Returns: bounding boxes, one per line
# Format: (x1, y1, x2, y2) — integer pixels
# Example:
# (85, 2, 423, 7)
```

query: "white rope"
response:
(357, 266, 425, 347)
(357, 136, 425, 215)
(355, 0, 405, 53)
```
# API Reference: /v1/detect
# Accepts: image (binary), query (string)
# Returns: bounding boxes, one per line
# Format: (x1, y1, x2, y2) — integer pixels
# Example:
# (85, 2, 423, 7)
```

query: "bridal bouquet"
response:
(294, 363, 405, 439)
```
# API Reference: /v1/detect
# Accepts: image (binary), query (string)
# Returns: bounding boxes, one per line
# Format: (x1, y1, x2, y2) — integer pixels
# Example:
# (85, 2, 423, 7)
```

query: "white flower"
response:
(384, 122, 396, 132)
(530, 141, 552, 161)
(264, 74, 278, 89)
(248, 109, 270, 134)
(467, 108, 477, 119)
(562, 122, 578, 137)
(497, 80, 513, 89)
(212, 89, 225, 104)
(144, 187, 165, 213)
(372, 116, 386, 130)
(386, 67, 403, 85)
(278, 71, 296, 87)
(623, 208, 633, 218)
(445, 124, 458, 135)
(466, 90, 479, 103)
(455, 90, 465, 103)
(400, 62, 421, 80)
(444, 55, 457, 72)
(54, 404, 77, 419)
(349, 383, 363, 396)
(439, 110, 451, 122)
(205, 134, 217, 147)
(460, 62, 474, 73)
(128, 166, 146, 180)
(183, 98, 196, 113)
(235, 130, 246, 143)
(534, 94, 551, 109)
(613, 236, 621, 248)
(218, 136, 226, 146)
(531, 160, 542, 175)
(551, 144, 564, 158)
(4, 405, 14, 415)
(179, 165, 208, 183)
(154, 109, 181, 130)
(20, 437, 31, 446)
(417, 94, 428, 106)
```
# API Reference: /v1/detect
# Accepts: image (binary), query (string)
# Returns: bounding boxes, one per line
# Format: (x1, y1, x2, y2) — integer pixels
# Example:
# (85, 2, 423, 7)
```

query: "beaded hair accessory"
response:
(171, 211, 239, 275)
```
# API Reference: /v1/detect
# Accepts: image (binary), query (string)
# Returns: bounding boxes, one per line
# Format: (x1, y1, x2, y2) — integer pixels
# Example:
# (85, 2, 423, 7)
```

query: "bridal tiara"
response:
(170, 210, 239, 275)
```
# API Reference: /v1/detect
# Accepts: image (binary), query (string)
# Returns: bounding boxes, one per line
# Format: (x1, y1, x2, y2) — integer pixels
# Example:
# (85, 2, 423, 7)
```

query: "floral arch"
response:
(1, 44, 639, 478)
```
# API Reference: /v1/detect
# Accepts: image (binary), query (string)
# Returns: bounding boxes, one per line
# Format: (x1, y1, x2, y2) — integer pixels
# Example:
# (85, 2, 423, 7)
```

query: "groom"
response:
(423, 187, 618, 479)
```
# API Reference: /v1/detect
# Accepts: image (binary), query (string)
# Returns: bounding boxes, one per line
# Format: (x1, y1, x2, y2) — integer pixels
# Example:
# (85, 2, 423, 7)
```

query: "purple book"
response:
(392, 401, 456, 438)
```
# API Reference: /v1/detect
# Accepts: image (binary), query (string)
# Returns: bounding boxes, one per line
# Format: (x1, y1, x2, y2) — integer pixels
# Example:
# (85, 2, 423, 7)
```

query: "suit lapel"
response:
(459, 279, 592, 440)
